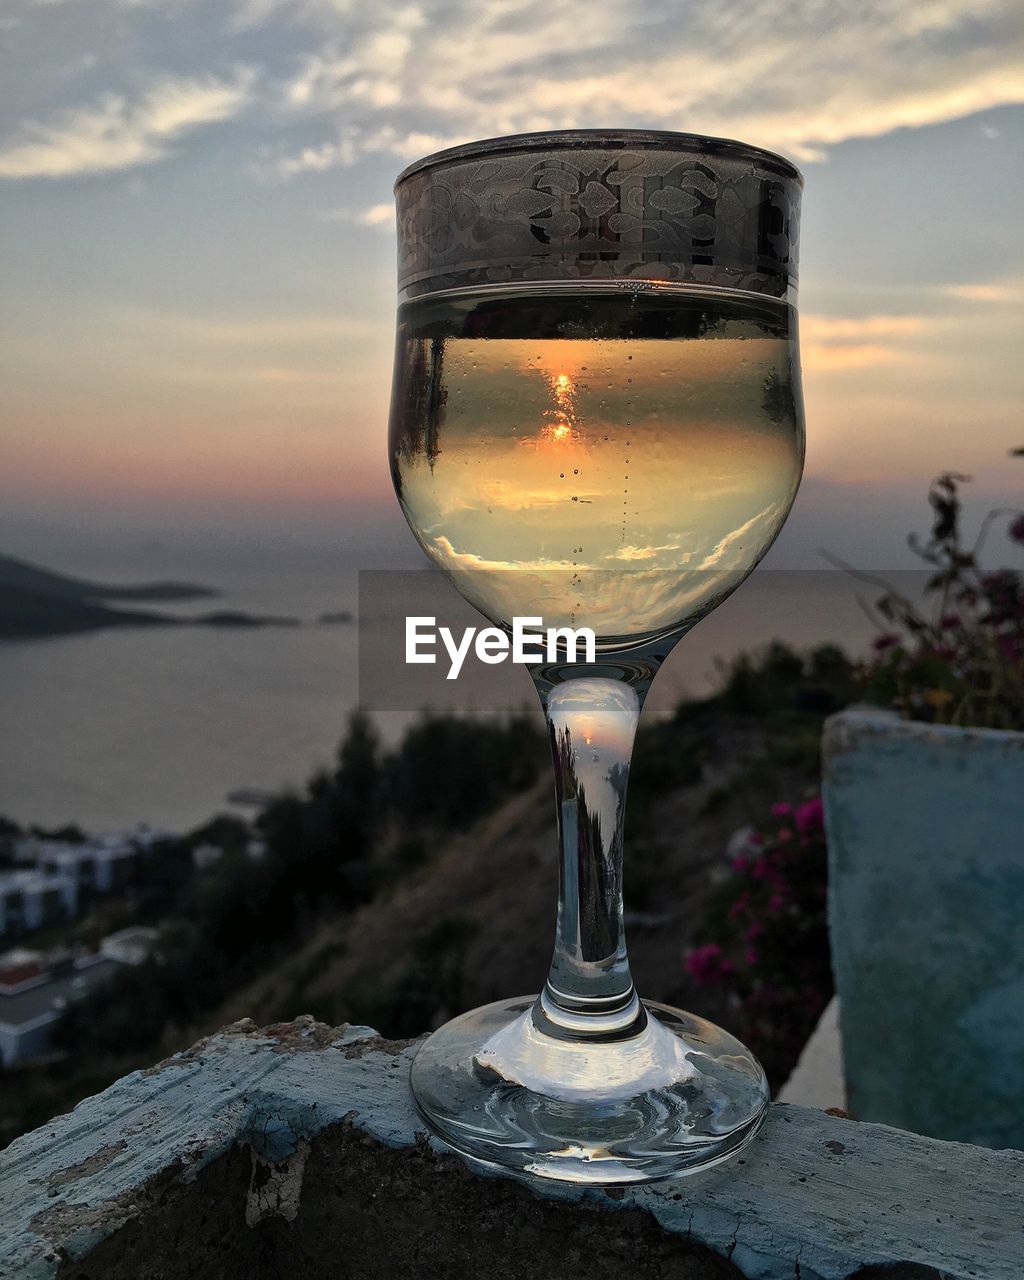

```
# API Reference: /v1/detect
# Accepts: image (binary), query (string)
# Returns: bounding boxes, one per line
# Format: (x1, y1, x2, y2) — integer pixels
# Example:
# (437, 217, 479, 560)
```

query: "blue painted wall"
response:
(823, 707, 1024, 1148)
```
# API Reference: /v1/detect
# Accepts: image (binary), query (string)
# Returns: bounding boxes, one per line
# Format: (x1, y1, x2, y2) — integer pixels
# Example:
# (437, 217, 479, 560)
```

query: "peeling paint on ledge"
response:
(0, 1018, 1021, 1280)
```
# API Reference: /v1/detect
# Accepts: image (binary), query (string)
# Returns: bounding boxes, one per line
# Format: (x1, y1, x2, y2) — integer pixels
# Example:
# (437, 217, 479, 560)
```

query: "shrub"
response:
(684, 794, 832, 1088)
(855, 469, 1024, 730)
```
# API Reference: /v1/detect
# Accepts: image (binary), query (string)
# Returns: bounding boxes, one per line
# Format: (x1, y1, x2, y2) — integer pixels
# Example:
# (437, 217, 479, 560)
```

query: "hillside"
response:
(0, 581, 180, 639)
(185, 701, 822, 1057)
(0, 552, 298, 638)
(0, 552, 216, 603)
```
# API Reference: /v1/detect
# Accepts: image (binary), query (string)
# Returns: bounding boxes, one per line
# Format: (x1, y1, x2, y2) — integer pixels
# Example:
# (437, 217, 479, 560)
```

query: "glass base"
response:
(410, 995, 770, 1185)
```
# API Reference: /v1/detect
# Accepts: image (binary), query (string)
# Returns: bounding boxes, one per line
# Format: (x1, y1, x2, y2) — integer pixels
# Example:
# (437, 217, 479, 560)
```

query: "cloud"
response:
(265, 0, 1024, 175)
(272, 125, 464, 177)
(284, 7, 424, 110)
(803, 343, 911, 370)
(800, 292, 1024, 372)
(610, 541, 684, 562)
(430, 534, 573, 574)
(802, 315, 932, 341)
(106, 306, 388, 346)
(353, 202, 393, 226)
(942, 281, 1024, 303)
(687, 504, 784, 570)
(277, 140, 355, 175)
(317, 200, 395, 228)
(801, 312, 940, 370)
(0, 68, 256, 179)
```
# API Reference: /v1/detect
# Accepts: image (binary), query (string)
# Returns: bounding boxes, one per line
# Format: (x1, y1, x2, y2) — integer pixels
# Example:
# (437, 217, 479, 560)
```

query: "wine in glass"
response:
(389, 130, 804, 1183)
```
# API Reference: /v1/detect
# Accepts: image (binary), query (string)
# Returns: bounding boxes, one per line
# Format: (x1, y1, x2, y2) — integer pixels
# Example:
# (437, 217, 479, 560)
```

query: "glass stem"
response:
(532, 674, 644, 1042)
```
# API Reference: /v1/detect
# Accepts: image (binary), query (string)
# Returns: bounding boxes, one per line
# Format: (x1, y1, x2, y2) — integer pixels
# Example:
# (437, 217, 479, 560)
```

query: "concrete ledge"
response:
(1, 1017, 1021, 1279)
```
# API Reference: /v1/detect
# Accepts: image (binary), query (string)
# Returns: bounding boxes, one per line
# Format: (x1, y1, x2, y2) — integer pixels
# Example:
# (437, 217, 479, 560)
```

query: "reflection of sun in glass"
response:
(542, 371, 578, 444)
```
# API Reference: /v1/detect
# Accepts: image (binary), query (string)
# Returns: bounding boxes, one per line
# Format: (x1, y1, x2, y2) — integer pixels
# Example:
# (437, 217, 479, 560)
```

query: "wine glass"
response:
(388, 130, 804, 1184)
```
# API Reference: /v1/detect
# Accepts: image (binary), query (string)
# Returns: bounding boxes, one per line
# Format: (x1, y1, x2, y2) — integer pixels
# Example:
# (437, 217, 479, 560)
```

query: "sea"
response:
(0, 542, 916, 834)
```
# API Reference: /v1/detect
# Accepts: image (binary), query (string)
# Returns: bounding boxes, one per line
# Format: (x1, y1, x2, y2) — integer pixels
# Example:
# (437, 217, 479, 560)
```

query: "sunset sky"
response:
(1, 0, 1022, 570)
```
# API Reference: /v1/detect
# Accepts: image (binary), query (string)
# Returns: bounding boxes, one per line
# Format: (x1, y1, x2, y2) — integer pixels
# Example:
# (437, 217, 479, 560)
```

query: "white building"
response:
(0, 953, 122, 1067)
(13, 826, 170, 896)
(0, 949, 46, 992)
(35, 840, 139, 894)
(246, 838, 267, 863)
(191, 843, 223, 871)
(129, 825, 174, 850)
(99, 927, 157, 966)
(14, 825, 171, 861)
(0, 871, 77, 938)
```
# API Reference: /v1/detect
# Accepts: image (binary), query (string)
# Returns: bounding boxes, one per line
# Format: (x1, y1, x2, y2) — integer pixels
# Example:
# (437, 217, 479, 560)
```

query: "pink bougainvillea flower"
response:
(776, 826, 794, 843)
(794, 796, 824, 834)
(745, 947, 759, 967)
(873, 633, 899, 652)
(751, 855, 771, 881)
(770, 802, 792, 818)
(732, 853, 750, 874)
(768, 893, 786, 913)
(686, 942, 725, 985)
(729, 892, 750, 920)
(746, 921, 764, 942)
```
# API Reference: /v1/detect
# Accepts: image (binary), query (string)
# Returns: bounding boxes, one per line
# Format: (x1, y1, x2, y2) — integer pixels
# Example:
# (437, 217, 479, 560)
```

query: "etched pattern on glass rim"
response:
(395, 134, 801, 301)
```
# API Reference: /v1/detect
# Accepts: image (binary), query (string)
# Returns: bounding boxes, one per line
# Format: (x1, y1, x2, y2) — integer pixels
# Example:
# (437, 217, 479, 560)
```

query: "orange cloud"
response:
(800, 313, 936, 372)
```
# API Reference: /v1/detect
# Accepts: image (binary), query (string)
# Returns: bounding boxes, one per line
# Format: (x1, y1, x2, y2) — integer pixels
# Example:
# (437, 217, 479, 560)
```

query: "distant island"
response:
(0, 553, 299, 640)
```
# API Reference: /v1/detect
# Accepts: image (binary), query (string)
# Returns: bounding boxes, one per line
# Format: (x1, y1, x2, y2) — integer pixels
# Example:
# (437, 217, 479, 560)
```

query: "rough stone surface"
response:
(1, 1017, 1021, 1280)
(823, 707, 1024, 1147)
